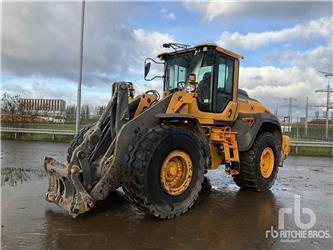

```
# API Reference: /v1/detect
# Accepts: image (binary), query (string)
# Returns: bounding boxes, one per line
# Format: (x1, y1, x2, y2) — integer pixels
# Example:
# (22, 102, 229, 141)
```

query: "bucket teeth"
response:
(43, 156, 94, 218)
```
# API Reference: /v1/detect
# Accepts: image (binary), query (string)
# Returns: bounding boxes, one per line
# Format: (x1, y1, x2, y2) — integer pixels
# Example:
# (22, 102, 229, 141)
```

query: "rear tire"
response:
(122, 125, 208, 219)
(233, 132, 279, 191)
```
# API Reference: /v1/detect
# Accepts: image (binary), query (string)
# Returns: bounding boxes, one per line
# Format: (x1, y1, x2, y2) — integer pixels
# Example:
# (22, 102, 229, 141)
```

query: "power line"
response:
(283, 97, 297, 124)
(315, 70, 333, 140)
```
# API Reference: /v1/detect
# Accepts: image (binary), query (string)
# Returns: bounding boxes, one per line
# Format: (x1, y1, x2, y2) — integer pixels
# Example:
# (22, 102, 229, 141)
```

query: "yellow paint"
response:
(210, 143, 223, 169)
(260, 147, 275, 178)
(133, 93, 157, 117)
(210, 127, 240, 168)
(128, 96, 136, 103)
(160, 150, 193, 196)
(165, 92, 238, 124)
(166, 92, 196, 113)
(237, 99, 269, 114)
(282, 135, 290, 159)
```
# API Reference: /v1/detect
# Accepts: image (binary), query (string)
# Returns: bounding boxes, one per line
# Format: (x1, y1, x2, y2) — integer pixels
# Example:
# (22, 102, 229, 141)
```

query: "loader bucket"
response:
(44, 157, 94, 217)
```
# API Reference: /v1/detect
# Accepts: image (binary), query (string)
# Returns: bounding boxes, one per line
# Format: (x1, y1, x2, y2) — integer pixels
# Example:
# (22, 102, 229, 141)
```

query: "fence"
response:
(291, 140, 333, 155)
(1, 127, 333, 155)
(0, 127, 75, 141)
(283, 123, 333, 141)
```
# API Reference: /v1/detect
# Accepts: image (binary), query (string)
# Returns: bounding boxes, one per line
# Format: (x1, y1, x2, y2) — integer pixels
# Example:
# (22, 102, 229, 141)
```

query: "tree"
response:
(1, 93, 24, 126)
(81, 104, 90, 121)
(65, 105, 76, 122)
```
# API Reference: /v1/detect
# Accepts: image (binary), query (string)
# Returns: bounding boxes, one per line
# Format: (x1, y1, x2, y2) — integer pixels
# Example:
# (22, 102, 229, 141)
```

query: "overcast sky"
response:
(1, 1, 332, 119)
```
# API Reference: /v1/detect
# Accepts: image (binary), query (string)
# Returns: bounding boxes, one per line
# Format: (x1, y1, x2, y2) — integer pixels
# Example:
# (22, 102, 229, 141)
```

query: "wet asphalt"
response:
(1, 140, 332, 249)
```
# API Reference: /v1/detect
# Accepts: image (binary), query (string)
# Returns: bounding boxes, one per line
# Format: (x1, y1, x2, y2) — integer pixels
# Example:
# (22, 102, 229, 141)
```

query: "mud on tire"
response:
(122, 125, 208, 219)
(233, 132, 279, 191)
(66, 124, 94, 163)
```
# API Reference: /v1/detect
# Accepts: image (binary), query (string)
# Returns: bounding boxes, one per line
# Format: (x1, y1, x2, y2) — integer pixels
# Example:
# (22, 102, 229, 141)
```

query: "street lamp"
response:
(75, 0, 85, 135)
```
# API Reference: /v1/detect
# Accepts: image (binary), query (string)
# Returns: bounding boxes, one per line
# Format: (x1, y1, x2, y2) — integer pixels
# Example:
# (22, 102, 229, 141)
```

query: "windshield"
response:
(164, 51, 207, 91)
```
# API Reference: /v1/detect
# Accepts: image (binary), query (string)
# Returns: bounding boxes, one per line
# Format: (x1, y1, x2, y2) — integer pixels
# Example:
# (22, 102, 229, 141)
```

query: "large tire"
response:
(122, 125, 208, 219)
(66, 124, 94, 163)
(233, 132, 279, 191)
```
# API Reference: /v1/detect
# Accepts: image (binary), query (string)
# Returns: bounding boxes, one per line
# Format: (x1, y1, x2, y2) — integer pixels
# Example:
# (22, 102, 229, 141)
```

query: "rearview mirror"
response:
(144, 62, 151, 78)
(144, 58, 165, 81)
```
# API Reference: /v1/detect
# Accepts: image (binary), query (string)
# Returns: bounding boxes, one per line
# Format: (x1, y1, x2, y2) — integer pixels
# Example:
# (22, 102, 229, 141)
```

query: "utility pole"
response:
(284, 97, 297, 131)
(315, 71, 333, 141)
(76, 0, 85, 135)
(289, 98, 292, 126)
(274, 103, 278, 117)
(305, 96, 308, 137)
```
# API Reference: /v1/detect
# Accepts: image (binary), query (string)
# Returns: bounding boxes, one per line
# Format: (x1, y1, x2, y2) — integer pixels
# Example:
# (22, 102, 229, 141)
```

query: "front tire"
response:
(233, 132, 279, 191)
(67, 123, 94, 163)
(122, 125, 208, 219)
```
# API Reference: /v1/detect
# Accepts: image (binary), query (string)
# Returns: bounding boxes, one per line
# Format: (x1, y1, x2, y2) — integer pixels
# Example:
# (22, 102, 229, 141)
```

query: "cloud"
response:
(160, 8, 176, 21)
(265, 45, 333, 71)
(133, 29, 175, 59)
(2, 2, 173, 86)
(184, 1, 331, 21)
(218, 17, 332, 50)
(0, 80, 111, 107)
(239, 66, 328, 114)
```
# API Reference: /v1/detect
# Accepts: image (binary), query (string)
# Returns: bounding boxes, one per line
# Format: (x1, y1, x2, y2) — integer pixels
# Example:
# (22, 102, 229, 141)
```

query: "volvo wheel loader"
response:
(44, 43, 290, 218)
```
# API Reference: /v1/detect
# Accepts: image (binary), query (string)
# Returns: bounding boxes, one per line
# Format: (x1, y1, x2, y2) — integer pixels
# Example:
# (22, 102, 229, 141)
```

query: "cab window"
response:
(215, 56, 234, 112)
(196, 55, 215, 112)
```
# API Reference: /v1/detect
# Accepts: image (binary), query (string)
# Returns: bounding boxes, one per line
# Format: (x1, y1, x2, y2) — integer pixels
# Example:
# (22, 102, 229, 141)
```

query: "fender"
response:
(232, 113, 281, 152)
(156, 113, 199, 123)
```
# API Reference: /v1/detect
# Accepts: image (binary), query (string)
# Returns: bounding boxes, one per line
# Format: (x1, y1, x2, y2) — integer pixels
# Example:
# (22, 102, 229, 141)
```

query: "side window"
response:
(218, 59, 226, 89)
(216, 56, 234, 112)
(168, 65, 186, 89)
(197, 66, 213, 85)
(225, 59, 234, 94)
(196, 65, 213, 111)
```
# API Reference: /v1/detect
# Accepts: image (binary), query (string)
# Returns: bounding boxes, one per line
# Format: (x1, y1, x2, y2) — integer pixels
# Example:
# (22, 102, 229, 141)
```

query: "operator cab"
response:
(152, 44, 242, 113)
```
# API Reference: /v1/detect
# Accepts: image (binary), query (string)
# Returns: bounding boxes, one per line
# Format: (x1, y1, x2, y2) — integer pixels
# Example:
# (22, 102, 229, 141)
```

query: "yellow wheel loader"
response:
(44, 43, 290, 218)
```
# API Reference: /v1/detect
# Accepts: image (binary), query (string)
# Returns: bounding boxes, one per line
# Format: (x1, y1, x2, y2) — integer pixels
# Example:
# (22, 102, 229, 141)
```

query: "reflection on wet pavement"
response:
(2, 168, 46, 187)
(1, 140, 332, 249)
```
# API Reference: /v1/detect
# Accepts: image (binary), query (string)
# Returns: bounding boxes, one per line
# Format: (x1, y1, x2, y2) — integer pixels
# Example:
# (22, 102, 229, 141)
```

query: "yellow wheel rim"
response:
(160, 150, 193, 196)
(260, 147, 275, 178)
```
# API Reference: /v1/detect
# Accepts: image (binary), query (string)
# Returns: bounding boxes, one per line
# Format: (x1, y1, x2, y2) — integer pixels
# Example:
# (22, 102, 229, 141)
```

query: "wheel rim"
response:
(160, 150, 193, 196)
(260, 147, 275, 178)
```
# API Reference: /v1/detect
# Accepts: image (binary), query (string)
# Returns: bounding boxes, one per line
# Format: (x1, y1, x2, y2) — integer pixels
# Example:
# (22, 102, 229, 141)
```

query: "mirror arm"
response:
(144, 58, 164, 65)
(144, 57, 165, 81)
(144, 75, 164, 81)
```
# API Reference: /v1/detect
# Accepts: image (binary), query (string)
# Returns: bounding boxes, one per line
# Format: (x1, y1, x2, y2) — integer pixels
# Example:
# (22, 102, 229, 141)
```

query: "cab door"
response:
(189, 50, 238, 124)
(213, 54, 235, 114)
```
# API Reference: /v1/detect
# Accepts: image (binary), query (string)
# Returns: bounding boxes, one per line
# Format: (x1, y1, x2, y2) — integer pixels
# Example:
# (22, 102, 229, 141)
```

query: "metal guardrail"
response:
(291, 140, 333, 147)
(291, 140, 333, 155)
(1, 128, 333, 154)
(0, 127, 75, 140)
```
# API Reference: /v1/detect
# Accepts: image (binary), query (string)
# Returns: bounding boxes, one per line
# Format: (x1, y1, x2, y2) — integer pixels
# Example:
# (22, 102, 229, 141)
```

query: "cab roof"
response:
(157, 43, 243, 60)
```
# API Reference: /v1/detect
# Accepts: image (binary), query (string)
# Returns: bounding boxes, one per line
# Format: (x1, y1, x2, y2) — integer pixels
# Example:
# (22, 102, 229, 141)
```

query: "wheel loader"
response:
(44, 43, 290, 218)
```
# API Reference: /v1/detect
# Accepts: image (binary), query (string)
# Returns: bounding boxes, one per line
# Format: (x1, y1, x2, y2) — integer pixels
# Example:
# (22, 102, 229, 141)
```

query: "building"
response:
(19, 98, 66, 121)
